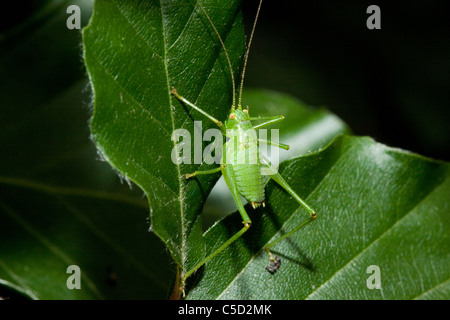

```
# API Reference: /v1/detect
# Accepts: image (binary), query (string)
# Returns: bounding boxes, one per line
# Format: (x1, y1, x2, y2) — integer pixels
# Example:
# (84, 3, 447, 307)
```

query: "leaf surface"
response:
(188, 135, 450, 299)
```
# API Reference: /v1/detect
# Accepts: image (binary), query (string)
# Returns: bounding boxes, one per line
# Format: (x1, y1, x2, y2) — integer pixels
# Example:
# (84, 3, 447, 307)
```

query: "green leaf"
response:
(242, 88, 351, 159)
(83, 0, 246, 276)
(0, 0, 173, 299)
(187, 135, 450, 299)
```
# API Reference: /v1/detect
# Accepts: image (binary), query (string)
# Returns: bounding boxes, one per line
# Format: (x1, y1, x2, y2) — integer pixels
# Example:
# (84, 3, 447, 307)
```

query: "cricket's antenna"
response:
(238, 0, 263, 109)
(197, 1, 236, 109)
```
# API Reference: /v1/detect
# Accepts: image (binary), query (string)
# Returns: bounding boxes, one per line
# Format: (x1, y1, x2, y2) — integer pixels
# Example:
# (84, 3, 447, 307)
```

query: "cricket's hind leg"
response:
(259, 153, 317, 273)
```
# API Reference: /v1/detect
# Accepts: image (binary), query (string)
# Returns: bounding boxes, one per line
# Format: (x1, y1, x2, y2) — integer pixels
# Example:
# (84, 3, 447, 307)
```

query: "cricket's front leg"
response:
(185, 166, 222, 179)
(251, 115, 285, 130)
(257, 139, 290, 150)
(170, 87, 223, 127)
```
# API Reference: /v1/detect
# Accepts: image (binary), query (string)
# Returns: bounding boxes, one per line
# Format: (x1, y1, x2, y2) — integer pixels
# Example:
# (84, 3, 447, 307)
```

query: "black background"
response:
(241, 0, 449, 161)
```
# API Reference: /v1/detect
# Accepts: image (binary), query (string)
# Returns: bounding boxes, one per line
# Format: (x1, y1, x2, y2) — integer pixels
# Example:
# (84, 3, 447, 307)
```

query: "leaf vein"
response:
(159, 0, 187, 271)
(304, 176, 447, 299)
(0, 200, 104, 299)
(112, 0, 163, 60)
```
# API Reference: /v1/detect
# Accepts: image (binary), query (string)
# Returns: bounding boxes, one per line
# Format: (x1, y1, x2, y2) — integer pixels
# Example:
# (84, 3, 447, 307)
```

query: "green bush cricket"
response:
(170, 0, 317, 297)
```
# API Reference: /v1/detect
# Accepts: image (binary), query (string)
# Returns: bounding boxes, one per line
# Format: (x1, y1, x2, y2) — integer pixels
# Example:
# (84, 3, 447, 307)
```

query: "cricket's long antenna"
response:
(197, 1, 236, 109)
(238, 0, 263, 109)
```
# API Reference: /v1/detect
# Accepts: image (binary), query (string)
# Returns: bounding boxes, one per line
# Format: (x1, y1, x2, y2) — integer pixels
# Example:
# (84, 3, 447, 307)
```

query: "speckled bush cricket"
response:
(170, 0, 317, 295)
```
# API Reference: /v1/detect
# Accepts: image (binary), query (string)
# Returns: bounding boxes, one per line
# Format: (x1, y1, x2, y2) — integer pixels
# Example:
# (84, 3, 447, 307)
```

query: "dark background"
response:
(241, 0, 449, 161)
(2, 0, 448, 161)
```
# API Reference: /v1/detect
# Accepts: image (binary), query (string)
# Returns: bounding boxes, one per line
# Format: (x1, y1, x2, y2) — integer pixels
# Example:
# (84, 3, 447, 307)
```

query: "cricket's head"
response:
(225, 108, 250, 129)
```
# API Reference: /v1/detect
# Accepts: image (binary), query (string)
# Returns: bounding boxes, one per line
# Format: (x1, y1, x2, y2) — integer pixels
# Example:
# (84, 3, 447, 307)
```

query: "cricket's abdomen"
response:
(233, 163, 265, 203)
(222, 123, 265, 203)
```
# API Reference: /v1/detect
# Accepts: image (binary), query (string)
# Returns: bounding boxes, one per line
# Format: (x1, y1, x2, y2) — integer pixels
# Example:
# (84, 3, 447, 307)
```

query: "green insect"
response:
(170, 0, 317, 295)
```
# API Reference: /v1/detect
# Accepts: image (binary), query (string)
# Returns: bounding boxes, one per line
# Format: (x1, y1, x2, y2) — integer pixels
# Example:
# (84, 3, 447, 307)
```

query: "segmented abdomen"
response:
(223, 125, 265, 203)
(233, 163, 265, 203)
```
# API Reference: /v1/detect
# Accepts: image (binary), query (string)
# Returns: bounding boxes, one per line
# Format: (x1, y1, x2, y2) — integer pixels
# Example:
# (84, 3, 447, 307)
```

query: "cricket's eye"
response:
(229, 113, 236, 120)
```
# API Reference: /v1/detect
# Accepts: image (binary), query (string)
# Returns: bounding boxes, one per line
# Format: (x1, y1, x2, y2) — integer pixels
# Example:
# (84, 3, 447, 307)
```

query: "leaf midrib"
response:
(158, 0, 189, 271)
(157, 0, 239, 272)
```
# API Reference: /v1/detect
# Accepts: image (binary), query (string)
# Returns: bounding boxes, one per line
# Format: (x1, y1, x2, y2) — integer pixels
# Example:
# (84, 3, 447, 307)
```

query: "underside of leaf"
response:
(83, 0, 246, 275)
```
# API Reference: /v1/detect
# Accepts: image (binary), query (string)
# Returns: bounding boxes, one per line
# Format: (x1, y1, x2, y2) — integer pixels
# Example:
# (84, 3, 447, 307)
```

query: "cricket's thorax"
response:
(221, 109, 265, 204)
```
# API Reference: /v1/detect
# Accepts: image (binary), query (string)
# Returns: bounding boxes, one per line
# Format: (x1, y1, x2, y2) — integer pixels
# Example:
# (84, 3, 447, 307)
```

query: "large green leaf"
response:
(0, 0, 173, 299)
(83, 0, 246, 277)
(186, 135, 449, 299)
